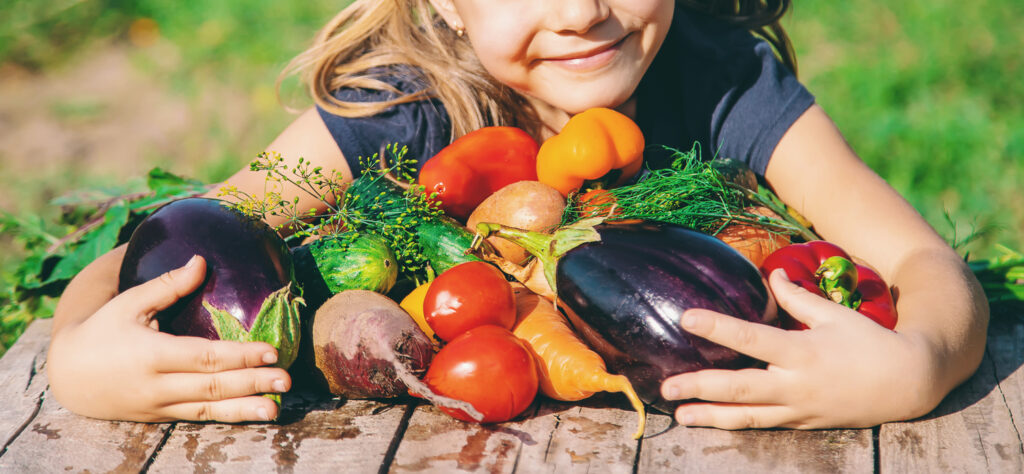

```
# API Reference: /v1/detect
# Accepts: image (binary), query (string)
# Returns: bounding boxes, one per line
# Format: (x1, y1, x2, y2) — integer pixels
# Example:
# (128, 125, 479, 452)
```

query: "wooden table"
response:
(2, 313, 1022, 473)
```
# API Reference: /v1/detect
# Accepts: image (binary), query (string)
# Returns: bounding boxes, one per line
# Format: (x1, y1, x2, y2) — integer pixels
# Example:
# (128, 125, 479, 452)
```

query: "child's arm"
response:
(660, 105, 989, 429)
(48, 108, 346, 422)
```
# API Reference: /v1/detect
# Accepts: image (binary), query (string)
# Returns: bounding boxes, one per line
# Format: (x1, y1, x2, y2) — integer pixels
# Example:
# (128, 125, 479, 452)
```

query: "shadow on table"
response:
(913, 309, 1024, 422)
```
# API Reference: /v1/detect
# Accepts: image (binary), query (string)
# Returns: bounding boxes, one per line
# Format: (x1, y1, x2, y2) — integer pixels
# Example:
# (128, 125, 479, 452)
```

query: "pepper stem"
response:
(815, 256, 862, 309)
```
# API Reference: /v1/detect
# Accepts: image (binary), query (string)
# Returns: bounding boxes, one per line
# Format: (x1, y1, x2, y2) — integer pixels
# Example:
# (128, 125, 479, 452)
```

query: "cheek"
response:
(468, 25, 535, 89)
(615, 0, 672, 18)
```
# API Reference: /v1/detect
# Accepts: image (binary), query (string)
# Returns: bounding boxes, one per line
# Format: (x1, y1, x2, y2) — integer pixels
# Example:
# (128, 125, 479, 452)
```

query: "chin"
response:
(548, 89, 635, 115)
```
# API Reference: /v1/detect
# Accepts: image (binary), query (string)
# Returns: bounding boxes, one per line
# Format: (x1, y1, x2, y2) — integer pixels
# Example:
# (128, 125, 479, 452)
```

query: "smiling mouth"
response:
(544, 35, 630, 72)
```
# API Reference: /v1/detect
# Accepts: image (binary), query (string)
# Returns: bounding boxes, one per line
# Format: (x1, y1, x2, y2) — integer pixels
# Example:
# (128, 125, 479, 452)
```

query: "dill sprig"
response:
(561, 145, 814, 238)
(219, 143, 443, 280)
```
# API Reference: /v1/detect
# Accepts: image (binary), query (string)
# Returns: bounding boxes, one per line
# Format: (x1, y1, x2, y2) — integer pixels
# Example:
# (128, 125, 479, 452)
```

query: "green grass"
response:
(785, 0, 1024, 254)
(0, 0, 1021, 352)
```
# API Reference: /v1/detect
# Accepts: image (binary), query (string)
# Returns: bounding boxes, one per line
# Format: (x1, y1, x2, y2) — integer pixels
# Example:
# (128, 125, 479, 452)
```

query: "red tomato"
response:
(423, 261, 516, 342)
(423, 325, 539, 423)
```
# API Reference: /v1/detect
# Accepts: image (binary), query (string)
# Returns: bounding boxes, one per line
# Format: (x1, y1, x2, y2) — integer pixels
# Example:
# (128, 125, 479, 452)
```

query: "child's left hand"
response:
(660, 269, 944, 429)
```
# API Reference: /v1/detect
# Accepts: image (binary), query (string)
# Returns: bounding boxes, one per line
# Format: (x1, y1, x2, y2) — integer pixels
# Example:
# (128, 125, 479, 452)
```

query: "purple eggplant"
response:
(119, 197, 302, 371)
(474, 218, 777, 413)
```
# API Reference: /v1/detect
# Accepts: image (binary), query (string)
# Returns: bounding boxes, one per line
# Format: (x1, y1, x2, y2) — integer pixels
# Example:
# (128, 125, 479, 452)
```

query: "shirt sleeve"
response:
(315, 71, 451, 178)
(711, 41, 816, 177)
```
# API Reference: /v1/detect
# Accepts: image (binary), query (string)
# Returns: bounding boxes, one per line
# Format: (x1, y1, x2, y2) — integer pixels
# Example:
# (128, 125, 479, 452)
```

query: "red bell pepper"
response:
(418, 126, 539, 221)
(759, 240, 898, 330)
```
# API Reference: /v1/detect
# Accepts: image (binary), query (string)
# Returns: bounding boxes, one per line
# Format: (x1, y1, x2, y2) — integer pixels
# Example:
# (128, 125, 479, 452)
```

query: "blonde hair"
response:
(281, 0, 797, 143)
(279, 0, 538, 141)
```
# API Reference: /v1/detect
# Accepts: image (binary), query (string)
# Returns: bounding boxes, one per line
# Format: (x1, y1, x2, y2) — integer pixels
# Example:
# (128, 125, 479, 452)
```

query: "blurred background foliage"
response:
(0, 0, 1021, 351)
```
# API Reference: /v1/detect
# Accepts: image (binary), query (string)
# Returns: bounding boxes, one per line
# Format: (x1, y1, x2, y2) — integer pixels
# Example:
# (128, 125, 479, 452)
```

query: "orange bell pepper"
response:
(536, 108, 645, 196)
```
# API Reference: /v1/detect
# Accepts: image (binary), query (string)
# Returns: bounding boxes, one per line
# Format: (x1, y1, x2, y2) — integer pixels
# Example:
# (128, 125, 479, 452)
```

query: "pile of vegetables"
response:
(9, 106, 1024, 438)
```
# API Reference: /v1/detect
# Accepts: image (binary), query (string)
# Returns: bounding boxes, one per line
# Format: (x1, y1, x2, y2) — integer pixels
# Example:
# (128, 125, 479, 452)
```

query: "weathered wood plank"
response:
(514, 395, 641, 474)
(0, 319, 52, 451)
(388, 400, 554, 473)
(879, 315, 1024, 472)
(638, 412, 873, 473)
(0, 390, 171, 473)
(986, 313, 1024, 442)
(148, 393, 410, 473)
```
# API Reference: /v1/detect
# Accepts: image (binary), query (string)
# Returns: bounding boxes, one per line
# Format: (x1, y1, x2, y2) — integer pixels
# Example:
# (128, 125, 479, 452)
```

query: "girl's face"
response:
(435, 0, 674, 119)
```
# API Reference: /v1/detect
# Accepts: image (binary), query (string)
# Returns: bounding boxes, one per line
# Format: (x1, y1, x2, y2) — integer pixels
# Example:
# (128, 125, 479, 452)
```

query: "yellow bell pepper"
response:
(536, 108, 645, 196)
(399, 281, 439, 348)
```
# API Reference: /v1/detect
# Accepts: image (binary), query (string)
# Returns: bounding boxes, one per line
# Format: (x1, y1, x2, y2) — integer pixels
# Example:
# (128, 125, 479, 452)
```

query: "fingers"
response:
(115, 255, 207, 320)
(152, 336, 278, 373)
(661, 368, 785, 405)
(768, 269, 841, 328)
(674, 402, 800, 430)
(156, 368, 291, 405)
(680, 308, 792, 365)
(162, 395, 282, 423)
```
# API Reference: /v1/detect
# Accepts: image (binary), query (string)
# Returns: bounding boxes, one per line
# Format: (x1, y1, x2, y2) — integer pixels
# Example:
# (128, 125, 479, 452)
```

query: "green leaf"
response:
(0, 210, 61, 247)
(41, 200, 129, 286)
(50, 182, 145, 207)
(12, 253, 48, 290)
(147, 167, 205, 195)
(204, 301, 249, 342)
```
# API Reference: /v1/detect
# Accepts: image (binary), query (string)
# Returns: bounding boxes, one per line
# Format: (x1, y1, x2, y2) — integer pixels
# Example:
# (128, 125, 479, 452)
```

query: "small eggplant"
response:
(473, 218, 777, 413)
(119, 198, 303, 372)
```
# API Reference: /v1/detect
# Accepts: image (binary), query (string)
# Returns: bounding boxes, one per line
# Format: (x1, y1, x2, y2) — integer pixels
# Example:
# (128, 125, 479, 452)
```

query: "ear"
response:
(428, 0, 463, 30)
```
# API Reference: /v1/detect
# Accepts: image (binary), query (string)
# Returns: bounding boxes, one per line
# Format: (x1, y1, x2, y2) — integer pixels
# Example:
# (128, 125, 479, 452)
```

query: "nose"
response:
(547, 0, 610, 35)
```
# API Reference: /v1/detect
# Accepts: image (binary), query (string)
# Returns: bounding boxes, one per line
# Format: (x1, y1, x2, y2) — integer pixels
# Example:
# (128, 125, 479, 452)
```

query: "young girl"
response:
(48, 0, 989, 429)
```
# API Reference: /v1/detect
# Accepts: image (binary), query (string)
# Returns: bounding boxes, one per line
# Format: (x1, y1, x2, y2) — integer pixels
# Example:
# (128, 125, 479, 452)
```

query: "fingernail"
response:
(775, 269, 790, 281)
(681, 413, 696, 425)
(272, 379, 287, 393)
(663, 385, 681, 400)
(681, 313, 698, 328)
(256, 407, 270, 421)
(262, 352, 277, 365)
(185, 255, 200, 269)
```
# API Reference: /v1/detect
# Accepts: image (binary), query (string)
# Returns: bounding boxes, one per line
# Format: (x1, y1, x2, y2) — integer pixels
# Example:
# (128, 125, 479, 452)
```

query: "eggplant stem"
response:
(472, 220, 603, 298)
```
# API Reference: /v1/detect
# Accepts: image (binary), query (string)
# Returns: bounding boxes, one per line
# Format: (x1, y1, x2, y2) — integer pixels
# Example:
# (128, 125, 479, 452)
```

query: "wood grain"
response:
(879, 315, 1024, 472)
(388, 401, 554, 473)
(638, 412, 873, 473)
(147, 394, 410, 473)
(0, 319, 51, 450)
(514, 396, 642, 474)
(0, 391, 171, 473)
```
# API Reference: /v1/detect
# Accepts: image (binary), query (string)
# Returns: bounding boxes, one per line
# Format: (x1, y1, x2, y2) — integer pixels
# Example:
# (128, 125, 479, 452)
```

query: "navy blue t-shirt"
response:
(317, 9, 815, 179)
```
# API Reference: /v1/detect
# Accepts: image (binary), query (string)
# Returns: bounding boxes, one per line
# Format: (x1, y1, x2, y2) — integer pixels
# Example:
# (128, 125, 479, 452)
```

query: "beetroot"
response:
(118, 197, 302, 369)
(312, 290, 481, 419)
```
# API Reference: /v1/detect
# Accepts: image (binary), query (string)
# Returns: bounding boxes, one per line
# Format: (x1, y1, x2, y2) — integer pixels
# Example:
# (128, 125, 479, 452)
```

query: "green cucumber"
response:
(308, 233, 398, 294)
(416, 216, 484, 275)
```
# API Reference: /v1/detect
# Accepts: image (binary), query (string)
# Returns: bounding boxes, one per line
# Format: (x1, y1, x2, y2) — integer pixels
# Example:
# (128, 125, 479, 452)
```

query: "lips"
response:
(543, 35, 629, 72)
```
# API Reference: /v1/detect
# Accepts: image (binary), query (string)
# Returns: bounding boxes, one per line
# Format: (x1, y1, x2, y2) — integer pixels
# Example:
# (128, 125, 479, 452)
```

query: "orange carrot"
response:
(512, 286, 646, 439)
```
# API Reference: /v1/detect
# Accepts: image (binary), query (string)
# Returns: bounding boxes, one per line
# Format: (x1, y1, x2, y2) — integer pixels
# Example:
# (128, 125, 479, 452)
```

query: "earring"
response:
(455, 23, 465, 38)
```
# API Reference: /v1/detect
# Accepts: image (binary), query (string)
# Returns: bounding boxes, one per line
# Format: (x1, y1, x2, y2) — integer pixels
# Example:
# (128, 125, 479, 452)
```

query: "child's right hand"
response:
(47, 255, 291, 423)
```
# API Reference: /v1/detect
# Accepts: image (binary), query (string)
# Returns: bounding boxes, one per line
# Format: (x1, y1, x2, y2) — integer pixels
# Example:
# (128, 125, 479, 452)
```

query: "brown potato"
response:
(467, 181, 566, 265)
